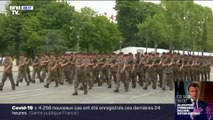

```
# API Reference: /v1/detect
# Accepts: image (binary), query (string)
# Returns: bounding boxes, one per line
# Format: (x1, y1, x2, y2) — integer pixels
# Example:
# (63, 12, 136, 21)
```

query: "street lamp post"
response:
(154, 43, 158, 53)
(146, 30, 148, 53)
(119, 39, 122, 53)
(46, 38, 49, 53)
(76, 32, 80, 52)
(183, 42, 185, 55)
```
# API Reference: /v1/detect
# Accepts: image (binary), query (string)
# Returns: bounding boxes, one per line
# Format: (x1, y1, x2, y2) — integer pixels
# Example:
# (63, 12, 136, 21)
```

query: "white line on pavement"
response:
(0, 86, 68, 95)
(0, 89, 72, 101)
(128, 91, 158, 100)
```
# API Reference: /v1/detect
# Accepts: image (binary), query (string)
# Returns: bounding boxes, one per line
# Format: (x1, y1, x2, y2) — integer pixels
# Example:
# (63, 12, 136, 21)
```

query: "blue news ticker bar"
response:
(0, 104, 174, 120)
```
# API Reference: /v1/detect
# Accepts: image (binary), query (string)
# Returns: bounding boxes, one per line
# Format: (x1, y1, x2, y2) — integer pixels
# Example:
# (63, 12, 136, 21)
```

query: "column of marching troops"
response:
(0, 52, 212, 95)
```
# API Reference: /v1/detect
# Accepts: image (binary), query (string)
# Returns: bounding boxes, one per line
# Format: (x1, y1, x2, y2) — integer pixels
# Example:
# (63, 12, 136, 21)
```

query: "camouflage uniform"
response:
(84, 57, 93, 89)
(172, 54, 180, 82)
(69, 55, 75, 84)
(16, 55, 30, 86)
(99, 57, 108, 85)
(40, 55, 49, 82)
(44, 54, 58, 88)
(32, 55, 42, 83)
(162, 55, 173, 91)
(0, 55, 15, 91)
(72, 56, 87, 95)
(155, 54, 163, 87)
(60, 56, 71, 84)
(143, 54, 157, 90)
(114, 54, 129, 92)
(25, 57, 32, 82)
(108, 56, 117, 88)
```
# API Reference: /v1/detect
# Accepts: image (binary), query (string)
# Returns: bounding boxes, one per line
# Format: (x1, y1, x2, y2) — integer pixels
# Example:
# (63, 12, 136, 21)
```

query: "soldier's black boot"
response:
(107, 85, 112, 88)
(31, 80, 35, 83)
(143, 87, 147, 90)
(98, 83, 102, 86)
(68, 81, 72, 84)
(59, 82, 63, 85)
(84, 91, 88, 95)
(0, 88, 2, 91)
(72, 93, 78, 96)
(79, 87, 83, 90)
(26, 82, 30, 86)
(114, 89, 119, 92)
(152, 86, 156, 90)
(15, 83, 19, 86)
(55, 84, 58, 87)
(40, 79, 44, 83)
(44, 84, 49, 88)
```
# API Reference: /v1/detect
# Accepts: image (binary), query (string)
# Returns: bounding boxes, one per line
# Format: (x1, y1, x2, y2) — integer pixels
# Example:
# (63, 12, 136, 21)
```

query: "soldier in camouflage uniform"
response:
(155, 53, 163, 87)
(99, 54, 108, 86)
(181, 55, 190, 81)
(101, 54, 112, 87)
(59, 54, 70, 84)
(25, 55, 32, 82)
(44, 53, 59, 88)
(32, 54, 42, 83)
(187, 55, 194, 81)
(125, 53, 136, 88)
(114, 53, 129, 92)
(141, 53, 148, 87)
(206, 57, 211, 81)
(69, 53, 75, 84)
(134, 53, 143, 87)
(40, 54, 49, 82)
(172, 52, 179, 82)
(56, 55, 63, 85)
(0, 53, 15, 91)
(143, 53, 157, 90)
(193, 56, 200, 81)
(72, 53, 88, 95)
(92, 54, 101, 86)
(108, 53, 118, 88)
(84, 54, 94, 89)
(16, 53, 30, 86)
(162, 53, 173, 91)
(200, 57, 205, 81)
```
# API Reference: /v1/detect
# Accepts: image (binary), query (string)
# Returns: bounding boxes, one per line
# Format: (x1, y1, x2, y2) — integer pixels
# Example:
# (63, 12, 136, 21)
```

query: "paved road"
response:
(0, 66, 212, 104)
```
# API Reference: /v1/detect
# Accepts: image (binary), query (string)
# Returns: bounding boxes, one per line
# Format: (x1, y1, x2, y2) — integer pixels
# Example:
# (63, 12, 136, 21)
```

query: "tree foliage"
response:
(0, 0, 122, 58)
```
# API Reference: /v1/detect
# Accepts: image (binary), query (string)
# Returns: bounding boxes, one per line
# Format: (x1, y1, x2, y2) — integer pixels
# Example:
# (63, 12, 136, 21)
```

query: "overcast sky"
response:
(0, 0, 212, 16)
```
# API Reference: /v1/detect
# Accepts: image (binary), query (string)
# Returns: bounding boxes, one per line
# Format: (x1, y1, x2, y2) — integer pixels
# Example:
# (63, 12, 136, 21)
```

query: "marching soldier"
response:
(60, 54, 71, 84)
(162, 53, 173, 91)
(44, 53, 59, 88)
(108, 53, 118, 88)
(0, 53, 15, 91)
(100, 54, 110, 87)
(40, 54, 49, 82)
(32, 54, 42, 83)
(92, 54, 101, 86)
(143, 53, 157, 90)
(25, 55, 32, 82)
(72, 53, 88, 95)
(16, 53, 30, 86)
(114, 53, 129, 92)
(69, 53, 75, 84)
(155, 53, 163, 87)
(126, 53, 136, 88)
